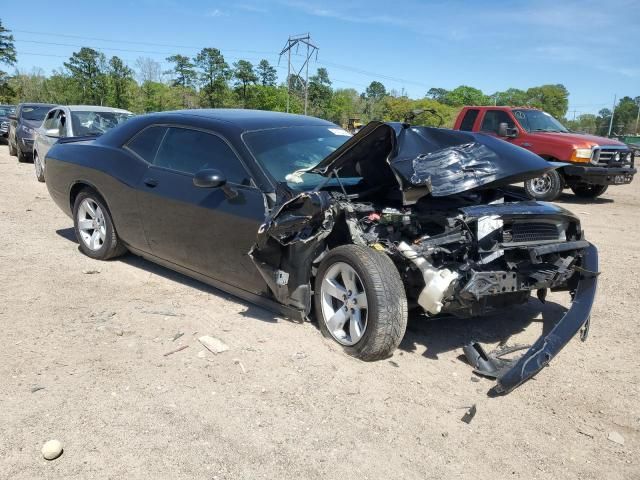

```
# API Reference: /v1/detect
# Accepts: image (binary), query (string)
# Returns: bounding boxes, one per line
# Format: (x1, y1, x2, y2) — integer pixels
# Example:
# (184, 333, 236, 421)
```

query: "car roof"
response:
(155, 108, 336, 131)
(65, 105, 133, 114)
(20, 103, 57, 107)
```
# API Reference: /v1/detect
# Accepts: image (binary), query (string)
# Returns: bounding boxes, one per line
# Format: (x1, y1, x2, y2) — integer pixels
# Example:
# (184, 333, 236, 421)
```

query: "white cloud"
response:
(206, 9, 227, 18)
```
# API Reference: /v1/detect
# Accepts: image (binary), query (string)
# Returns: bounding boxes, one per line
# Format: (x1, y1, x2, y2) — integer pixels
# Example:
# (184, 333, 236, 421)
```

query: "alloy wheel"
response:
(320, 262, 368, 346)
(77, 198, 107, 251)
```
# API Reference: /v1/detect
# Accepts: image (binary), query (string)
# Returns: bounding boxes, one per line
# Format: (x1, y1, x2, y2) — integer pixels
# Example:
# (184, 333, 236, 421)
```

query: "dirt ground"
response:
(0, 143, 638, 480)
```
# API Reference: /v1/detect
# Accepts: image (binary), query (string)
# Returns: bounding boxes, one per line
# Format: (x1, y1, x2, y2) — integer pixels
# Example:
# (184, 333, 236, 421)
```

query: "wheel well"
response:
(69, 182, 95, 211)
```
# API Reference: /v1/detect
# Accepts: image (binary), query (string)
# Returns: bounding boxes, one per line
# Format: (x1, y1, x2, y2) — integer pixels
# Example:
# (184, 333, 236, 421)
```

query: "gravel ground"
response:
(0, 144, 638, 479)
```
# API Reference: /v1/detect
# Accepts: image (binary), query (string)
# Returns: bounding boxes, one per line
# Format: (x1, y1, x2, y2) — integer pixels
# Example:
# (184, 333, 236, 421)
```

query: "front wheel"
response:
(570, 184, 608, 198)
(73, 190, 127, 260)
(34, 152, 45, 182)
(17, 146, 29, 163)
(314, 245, 408, 361)
(524, 169, 564, 201)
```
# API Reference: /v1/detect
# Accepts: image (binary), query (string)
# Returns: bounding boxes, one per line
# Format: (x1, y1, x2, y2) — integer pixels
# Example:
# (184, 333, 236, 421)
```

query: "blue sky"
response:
(4, 0, 639, 115)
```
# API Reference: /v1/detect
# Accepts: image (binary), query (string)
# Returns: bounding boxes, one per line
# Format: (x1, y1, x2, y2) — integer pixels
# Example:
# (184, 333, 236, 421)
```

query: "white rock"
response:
(198, 336, 229, 354)
(608, 431, 625, 445)
(42, 439, 63, 460)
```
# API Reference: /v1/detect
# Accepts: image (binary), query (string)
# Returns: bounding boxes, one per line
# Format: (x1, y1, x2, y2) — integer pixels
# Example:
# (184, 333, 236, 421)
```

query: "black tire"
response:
(34, 152, 45, 182)
(8, 140, 17, 156)
(570, 184, 608, 198)
(314, 245, 408, 361)
(524, 169, 564, 201)
(72, 189, 127, 260)
(17, 146, 29, 163)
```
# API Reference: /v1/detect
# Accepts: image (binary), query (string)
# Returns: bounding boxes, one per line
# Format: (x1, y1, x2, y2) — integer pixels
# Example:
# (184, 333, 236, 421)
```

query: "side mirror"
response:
(193, 168, 227, 188)
(45, 128, 60, 138)
(498, 122, 519, 138)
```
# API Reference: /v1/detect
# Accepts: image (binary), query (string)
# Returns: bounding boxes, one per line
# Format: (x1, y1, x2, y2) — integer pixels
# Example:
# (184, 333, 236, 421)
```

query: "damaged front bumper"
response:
(464, 242, 598, 395)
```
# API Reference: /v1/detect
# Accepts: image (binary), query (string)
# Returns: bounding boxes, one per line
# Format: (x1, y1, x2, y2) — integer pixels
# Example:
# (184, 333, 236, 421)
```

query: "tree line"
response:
(0, 19, 637, 134)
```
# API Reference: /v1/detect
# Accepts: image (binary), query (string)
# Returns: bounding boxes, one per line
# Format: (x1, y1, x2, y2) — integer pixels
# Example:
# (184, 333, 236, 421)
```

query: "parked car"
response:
(8, 103, 57, 162)
(44, 110, 598, 394)
(33, 105, 133, 182)
(0, 104, 16, 141)
(453, 106, 636, 200)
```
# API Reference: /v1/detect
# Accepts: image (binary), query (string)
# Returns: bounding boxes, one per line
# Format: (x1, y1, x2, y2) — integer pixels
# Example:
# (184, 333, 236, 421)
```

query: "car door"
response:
(132, 125, 268, 294)
(480, 109, 532, 150)
(36, 109, 57, 157)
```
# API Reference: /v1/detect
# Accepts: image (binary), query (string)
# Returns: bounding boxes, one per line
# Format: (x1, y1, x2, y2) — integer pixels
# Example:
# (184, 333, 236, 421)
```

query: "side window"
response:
(43, 110, 58, 130)
(57, 110, 68, 137)
(480, 110, 515, 134)
(459, 109, 479, 131)
(125, 126, 168, 163)
(153, 127, 250, 184)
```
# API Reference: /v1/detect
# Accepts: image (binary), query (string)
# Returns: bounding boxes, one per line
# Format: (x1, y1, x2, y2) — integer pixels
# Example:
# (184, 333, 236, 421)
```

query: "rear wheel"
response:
(524, 170, 564, 201)
(570, 184, 608, 198)
(314, 245, 407, 361)
(73, 190, 127, 260)
(34, 152, 45, 182)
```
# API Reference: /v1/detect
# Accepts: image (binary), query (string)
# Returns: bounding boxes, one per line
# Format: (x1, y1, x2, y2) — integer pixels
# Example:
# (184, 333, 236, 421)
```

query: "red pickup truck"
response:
(453, 106, 636, 200)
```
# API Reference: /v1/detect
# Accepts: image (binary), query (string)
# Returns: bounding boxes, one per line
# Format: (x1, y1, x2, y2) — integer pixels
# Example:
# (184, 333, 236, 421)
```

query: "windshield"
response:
(243, 125, 357, 190)
(513, 109, 569, 133)
(0, 106, 15, 117)
(21, 106, 52, 122)
(71, 110, 133, 136)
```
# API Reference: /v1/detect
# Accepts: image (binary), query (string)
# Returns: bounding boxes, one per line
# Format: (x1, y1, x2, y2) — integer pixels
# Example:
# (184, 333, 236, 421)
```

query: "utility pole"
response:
(607, 94, 617, 137)
(278, 33, 318, 115)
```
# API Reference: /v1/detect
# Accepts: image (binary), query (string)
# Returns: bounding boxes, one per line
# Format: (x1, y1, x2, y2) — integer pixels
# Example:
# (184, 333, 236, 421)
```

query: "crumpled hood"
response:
(311, 121, 559, 204)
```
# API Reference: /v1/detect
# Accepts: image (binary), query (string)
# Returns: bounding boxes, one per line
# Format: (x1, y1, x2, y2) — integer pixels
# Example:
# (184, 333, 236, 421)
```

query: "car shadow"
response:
(399, 298, 567, 360)
(55, 227, 280, 324)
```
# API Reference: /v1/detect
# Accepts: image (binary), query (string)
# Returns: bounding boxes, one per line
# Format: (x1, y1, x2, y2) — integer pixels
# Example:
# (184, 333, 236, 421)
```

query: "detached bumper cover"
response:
(465, 243, 598, 395)
(564, 165, 636, 185)
(496, 243, 598, 394)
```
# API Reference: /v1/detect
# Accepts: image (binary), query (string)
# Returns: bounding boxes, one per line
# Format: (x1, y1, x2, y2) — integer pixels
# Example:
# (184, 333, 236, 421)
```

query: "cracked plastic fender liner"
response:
(249, 191, 335, 312)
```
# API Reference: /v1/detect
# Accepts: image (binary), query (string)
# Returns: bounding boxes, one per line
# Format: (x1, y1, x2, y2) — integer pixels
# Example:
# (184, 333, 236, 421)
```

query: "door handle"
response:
(521, 142, 533, 148)
(143, 178, 158, 188)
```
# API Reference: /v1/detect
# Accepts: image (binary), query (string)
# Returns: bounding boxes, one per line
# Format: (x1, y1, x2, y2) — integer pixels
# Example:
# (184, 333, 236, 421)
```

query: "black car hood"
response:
(311, 121, 558, 204)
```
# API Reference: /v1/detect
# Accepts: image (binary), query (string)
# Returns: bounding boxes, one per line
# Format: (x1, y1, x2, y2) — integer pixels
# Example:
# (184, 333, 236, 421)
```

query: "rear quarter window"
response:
(125, 126, 167, 163)
(459, 109, 479, 131)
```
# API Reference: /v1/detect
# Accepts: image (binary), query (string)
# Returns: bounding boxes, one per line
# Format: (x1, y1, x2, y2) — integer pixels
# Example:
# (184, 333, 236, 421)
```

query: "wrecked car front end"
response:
(249, 121, 598, 393)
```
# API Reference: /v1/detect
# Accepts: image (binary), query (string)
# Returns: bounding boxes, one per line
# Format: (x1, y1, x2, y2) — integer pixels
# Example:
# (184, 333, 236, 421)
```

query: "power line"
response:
(13, 28, 427, 91)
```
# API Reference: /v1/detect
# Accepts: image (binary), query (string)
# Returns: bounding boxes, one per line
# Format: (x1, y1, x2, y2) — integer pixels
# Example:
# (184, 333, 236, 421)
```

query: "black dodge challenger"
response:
(44, 109, 598, 394)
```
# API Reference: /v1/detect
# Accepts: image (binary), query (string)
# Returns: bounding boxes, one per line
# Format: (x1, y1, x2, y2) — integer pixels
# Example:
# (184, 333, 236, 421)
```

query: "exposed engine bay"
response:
(252, 188, 587, 320)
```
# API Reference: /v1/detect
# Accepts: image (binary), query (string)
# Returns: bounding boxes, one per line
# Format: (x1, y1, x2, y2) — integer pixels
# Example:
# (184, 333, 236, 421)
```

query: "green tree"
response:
(107, 56, 133, 109)
(233, 60, 258, 106)
(442, 85, 489, 106)
(426, 87, 449, 102)
(0, 20, 16, 101)
(308, 68, 332, 117)
(492, 88, 527, 106)
(195, 48, 230, 108)
(524, 84, 569, 119)
(256, 59, 277, 87)
(166, 54, 197, 88)
(365, 81, 386, 101)
(64, 47, 108, 104)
